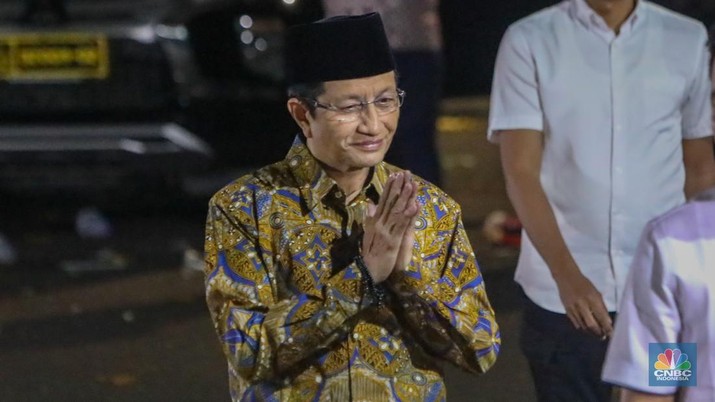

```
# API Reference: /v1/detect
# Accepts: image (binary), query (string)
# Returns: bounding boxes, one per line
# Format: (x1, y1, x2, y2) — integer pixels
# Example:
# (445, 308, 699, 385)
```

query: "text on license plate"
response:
(0, 33, 109, 81)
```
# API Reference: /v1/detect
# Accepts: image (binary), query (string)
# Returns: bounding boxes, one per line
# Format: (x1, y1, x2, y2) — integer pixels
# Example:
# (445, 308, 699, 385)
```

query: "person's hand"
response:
(394, 190, 418, 273)
(361, 171, 419, 283)
(554, 268, 613, 338)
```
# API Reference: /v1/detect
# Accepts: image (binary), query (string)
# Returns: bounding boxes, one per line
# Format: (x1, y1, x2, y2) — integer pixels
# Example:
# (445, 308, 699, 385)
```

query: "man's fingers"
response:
(579, 305, 603, 336)
(382, 173, 405, 220)
(402, 171, 417, 211)
(367, 202, 377, 218)
(374, 174, 396, 219)
(402, 170, 413, 198)
(390, 179, 412, 215)
(395, 219, 416, 271)
(386, 171, 416, 219)
(592, 302, 613, 337)
(570, 300, 612, 337)
(565, 308, 583, 331)
(389, 216, 411, 236)
(362, 202, 377, 253)
(404, 180, 419, 216)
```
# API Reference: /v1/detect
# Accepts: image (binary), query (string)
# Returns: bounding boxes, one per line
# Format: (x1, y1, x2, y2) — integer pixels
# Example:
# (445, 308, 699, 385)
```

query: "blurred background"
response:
(0, 1, 713, 401)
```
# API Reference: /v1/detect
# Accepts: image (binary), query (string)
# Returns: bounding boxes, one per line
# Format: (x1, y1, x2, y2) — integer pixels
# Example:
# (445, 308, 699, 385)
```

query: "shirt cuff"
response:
(487, 115, 544, 143)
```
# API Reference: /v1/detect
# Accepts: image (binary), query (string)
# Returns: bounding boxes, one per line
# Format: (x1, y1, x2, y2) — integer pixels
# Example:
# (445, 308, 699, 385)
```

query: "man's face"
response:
(301, 71, 399, 174)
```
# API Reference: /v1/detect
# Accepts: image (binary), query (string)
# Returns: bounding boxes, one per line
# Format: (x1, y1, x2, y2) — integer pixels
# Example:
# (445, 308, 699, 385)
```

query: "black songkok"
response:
(284, 12, 395, 85)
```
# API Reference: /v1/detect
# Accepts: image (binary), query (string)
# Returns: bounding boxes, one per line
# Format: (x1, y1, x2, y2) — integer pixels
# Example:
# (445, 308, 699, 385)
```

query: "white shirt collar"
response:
(572, 0, 644, 40)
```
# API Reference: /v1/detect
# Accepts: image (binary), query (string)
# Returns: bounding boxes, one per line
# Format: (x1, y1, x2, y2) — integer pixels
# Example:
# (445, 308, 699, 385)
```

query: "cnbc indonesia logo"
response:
(649, 344, 697, 387)
(654, 349, 691, 379)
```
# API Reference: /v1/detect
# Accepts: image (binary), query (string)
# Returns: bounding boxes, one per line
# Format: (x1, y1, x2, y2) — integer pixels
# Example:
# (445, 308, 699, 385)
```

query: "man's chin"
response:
(361, 153, 387, 167)
(343, 157, 383, 172)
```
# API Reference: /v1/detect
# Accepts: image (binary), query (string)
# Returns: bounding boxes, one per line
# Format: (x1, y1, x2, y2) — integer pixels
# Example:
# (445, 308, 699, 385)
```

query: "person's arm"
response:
(602, 221, 682, 396)
(681, 25, 715, 198)
(619, 389, 675, 402)
(499, 130, 612, 336)
(203, 195, 371, 383)
(683, 136, 715, 198)
(386, 194, 500, 374)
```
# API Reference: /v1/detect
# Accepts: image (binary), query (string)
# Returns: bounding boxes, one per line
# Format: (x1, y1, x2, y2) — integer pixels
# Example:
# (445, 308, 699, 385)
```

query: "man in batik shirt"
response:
(204, 13, 500, 401)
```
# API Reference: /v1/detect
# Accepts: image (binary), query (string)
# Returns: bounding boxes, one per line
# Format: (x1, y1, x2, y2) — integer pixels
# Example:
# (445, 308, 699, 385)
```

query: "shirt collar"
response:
(571, 0, 644, 38)
(285, 135, 387, 212)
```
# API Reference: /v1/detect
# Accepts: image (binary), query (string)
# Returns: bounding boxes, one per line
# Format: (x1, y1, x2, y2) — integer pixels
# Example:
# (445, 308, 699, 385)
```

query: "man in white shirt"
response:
(488, 0, 715, 400)
(601, 185, 715, 401)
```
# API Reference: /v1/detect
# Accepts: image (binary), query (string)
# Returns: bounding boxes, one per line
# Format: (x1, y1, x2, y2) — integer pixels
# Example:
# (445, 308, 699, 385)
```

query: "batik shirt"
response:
(204, 137, 500, 401)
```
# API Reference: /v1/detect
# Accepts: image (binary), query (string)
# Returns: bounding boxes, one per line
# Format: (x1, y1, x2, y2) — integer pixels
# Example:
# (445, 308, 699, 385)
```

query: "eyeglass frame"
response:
(300, 88, 406, 121)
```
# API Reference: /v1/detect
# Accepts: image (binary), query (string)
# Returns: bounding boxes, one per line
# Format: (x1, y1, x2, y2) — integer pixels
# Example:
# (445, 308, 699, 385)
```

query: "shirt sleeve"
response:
(601, 222, 680, 395)
(487, 24, 544, 143)
(681, 24, 714, 140)
(203, 196, 370, 383)
(387, 204, 501, 374)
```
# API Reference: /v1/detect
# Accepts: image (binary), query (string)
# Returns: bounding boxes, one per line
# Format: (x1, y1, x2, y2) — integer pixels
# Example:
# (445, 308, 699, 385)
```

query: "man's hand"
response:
(394, 216, 416, 272)
(361, 171, 419, 283)
(554, 268, 613, 338)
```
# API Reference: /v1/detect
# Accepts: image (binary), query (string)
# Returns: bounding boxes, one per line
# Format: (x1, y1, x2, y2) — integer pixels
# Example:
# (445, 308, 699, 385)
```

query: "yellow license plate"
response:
(0, 33, 109, 81)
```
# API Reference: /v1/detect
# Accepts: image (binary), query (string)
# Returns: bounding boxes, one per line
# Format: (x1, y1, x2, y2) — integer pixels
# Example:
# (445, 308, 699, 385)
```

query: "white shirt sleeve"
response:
(601, 222, 680, 395)
(681, 25, 714, 140)
(487, 25, 544, 143)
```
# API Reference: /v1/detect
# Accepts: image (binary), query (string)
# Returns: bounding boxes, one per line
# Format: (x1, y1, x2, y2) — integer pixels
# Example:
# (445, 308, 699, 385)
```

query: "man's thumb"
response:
(367, 202, 377, 217)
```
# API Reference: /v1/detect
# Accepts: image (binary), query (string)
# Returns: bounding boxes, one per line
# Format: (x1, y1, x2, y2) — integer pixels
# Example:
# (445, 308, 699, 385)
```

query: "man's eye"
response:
(338, 104, 362, 113)
(375, 97, 395, 108)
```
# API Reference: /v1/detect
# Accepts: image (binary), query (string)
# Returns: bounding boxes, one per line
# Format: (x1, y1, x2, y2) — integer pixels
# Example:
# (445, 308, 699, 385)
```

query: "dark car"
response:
(0, 0, 320, 206)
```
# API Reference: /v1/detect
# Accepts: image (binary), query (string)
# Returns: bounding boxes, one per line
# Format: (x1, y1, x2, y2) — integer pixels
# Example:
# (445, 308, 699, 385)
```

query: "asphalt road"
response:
(0, 204, 534, 402)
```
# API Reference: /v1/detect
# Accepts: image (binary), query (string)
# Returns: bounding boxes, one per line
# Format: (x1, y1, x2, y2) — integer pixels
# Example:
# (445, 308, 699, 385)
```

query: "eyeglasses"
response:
(302, 89, 405, 123)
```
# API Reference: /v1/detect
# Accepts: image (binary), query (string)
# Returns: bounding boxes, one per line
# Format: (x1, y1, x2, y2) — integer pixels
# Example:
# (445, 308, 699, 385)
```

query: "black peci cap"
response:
(284, 12, 395, 85)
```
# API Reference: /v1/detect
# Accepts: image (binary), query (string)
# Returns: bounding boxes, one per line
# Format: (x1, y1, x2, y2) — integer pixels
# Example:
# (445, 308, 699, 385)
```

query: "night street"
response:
(0, 98, 538, 401)
(2, 0, 714, 400)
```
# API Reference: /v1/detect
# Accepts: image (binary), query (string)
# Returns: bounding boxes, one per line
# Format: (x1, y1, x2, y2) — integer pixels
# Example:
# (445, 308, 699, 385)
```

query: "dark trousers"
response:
(520, 293, 615, 402)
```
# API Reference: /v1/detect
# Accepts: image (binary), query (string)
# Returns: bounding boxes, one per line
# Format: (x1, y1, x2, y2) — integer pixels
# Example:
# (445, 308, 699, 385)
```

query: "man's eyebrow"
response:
(336, 88, 395, 102)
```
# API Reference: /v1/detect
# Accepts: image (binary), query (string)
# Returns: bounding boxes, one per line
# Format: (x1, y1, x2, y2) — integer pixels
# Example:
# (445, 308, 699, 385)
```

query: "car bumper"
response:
(0, 122, 213, 193)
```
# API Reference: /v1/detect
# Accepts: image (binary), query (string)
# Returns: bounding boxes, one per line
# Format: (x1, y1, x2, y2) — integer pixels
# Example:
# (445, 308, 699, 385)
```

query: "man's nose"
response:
(357, 103, 381, 134)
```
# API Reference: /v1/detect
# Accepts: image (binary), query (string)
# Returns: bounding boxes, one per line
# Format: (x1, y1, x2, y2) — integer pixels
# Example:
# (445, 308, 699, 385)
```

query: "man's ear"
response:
(287, 98, 313, 138)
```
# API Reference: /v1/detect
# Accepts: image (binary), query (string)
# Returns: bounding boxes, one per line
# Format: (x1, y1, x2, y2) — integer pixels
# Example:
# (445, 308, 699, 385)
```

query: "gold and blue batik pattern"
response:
(204, 137, 500, 401)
